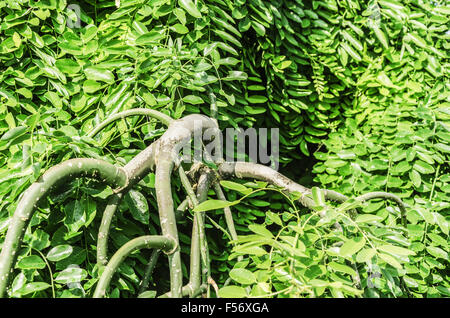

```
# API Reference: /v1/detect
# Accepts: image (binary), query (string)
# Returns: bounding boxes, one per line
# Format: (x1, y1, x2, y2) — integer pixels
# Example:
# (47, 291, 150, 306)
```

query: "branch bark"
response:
(93, 235, 176, 298)
(88, 108, 173, 138)
(0, 159, 128, 298)
(218, 161, 347, 209)
(154, 114, 218, 297)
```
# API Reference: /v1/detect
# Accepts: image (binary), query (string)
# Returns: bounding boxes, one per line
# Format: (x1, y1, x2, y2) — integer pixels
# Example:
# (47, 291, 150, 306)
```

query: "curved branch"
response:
(218, 161, 350, 209)
(155, 114, 218, 297)
(88, 108, 173, 138)
(93, 235, 176, 298)
(213, 183, 239, 242)
(97, 141, 159, 266)
(95, 109, 172, 266)
(191, 171, 214, 295)
(218, 162, 312, 207)
(0, 159, 128, 298)
(97, 193, 123, 266)
(355, 191, 407, 227)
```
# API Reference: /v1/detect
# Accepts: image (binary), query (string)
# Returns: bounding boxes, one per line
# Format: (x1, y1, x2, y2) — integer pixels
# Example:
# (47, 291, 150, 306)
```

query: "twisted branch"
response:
(0, 110, 409, 299)
(0, 159, 128, 298)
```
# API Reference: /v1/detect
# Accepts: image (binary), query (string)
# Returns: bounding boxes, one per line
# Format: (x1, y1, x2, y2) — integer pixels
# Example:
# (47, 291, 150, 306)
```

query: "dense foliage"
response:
(0, 0, 448, 298)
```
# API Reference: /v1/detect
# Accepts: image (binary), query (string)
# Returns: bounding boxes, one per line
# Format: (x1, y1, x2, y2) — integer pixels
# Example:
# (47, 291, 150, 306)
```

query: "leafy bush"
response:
(0, 0, 448, 298)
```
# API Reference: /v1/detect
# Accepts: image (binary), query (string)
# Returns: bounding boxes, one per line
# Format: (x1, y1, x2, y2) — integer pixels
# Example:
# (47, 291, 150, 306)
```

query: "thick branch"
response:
(154, 114, 218, 298)
(218, 162, 315, 207)
(97, 193, 123, 266)
(0, 159, 128, 298)
(97, 141, 158, 266)
(218, 161, 349, 209)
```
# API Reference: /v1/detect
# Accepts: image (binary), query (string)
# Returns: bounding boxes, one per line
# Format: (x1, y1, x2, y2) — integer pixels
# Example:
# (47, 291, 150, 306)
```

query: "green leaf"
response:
(170, 23, 189, 34)
(218, 285, 248, 298)
(328, 262, 357, 277)
(193, 199, 236, 212)
(83, 80, 102, 94)
(377, 245, 415, 256)
(124, 190, 149, 224)
(16, 282, 51, 296)
(224, 71, 248, 81)
(16, 255, 46, 270)
(409, 170, 421, 188)
(355, 214, 384, 224)
(355, 248, 376, 263)
(220, 180, 251, 194)
(229, 268, 257, 285)
(311, 187, 325, 206)
(46, 245, 73, 262)
(426, 246, 448, 260)
(413, 160, 435, 174)
(248, 224, 273, 238)
(55, 59, 80, 74)
(136, 31, 165, 45)
(64, 200, 86, 234)
(1, 126, 27, 141)
(44, 91, 62, 108)
(339, 236, 366, 257)
(54, 267, 87, 284)
(178, 0, 202, 18)
(378, 252, 403, 269)
(24, 229, 50, 251)
(182, 95, 203, 105)
(84, 67, 114, 83)
(266, 211, 282, 226)
(246, 95, 268, 104)
(233, 245, 267, 256)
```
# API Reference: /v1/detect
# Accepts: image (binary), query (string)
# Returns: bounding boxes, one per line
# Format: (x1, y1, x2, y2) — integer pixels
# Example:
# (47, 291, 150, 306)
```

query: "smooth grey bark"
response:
(154, 114, 218, 298)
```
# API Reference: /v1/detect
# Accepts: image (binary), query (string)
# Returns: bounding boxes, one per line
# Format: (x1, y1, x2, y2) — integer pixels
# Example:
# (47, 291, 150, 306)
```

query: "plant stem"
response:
(219, 162, 310, 200)
(97, 193, 123, 266)
(93, 235, 175, 298)
(154, 114, 218, 298)
(33, 248, 55, 298)
(88, 108, 173, 138)
(354, 191, 408, 228)
(138, 249, 160, 295)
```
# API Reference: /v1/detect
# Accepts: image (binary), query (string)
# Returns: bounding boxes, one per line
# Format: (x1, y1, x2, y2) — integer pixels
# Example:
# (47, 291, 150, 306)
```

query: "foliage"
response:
(306, 0, 450, 297)
(214, 183, 447, 298)
(232, 0, 449, 160)
(310, 93, 449, 297)
(0, 0, 448, 298)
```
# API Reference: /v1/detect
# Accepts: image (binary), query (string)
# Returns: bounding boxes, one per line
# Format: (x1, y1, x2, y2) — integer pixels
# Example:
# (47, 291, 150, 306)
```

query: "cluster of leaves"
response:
(310, 105, 449, 297)
(200, 184, 420, 298)
(202, 0, 450, 296)
(0, 0, 448, 298)
(307, 1, 450, 297)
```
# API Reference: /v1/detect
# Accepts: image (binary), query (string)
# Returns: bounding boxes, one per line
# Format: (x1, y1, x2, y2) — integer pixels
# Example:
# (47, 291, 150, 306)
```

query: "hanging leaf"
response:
(339, 236, 366, 257)
(46, 245, 73, 262)
(229, 268, 257, 285)
(178, 0, 202, 18)
(16, 255, 46, 270)
(124, 190, 150, 224)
